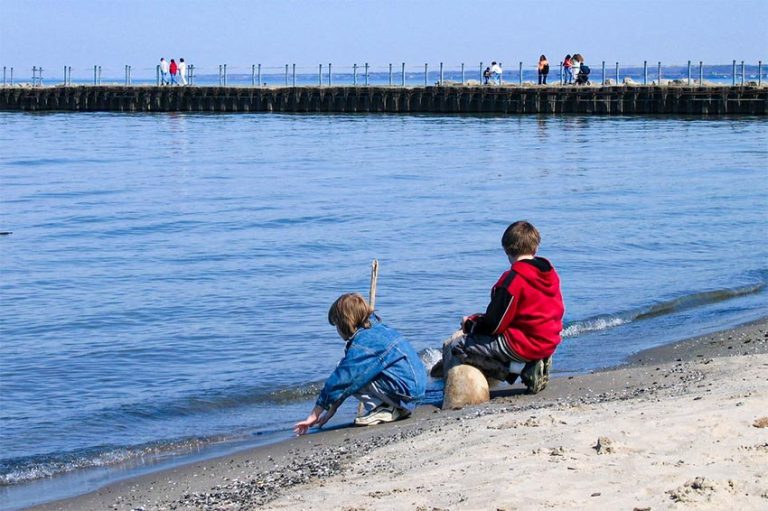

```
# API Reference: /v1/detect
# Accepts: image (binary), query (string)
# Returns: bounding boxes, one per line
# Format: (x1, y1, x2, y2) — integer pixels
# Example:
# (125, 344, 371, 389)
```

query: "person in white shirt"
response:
(178, 58, 188, 86)
(490, 61, 503, 85)
(159, 58, 169, 85)
(571, 54, 582, 85)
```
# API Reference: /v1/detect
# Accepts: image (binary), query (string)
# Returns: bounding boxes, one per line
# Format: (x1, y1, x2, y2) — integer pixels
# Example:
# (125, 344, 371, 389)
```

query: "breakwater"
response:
(1, 85, 766, 115)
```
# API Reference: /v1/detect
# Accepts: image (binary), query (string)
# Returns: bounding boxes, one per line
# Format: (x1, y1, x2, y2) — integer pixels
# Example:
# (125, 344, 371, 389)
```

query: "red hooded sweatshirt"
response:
(470, 257, 564, 360)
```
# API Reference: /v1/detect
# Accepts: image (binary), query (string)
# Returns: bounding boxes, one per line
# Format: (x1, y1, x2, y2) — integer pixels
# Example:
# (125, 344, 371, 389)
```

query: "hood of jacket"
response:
(511, 257, 560, 297)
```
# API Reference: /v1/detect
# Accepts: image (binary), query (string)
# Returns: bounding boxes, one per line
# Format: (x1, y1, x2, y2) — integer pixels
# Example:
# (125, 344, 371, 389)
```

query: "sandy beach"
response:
(28, 318, 768, 511)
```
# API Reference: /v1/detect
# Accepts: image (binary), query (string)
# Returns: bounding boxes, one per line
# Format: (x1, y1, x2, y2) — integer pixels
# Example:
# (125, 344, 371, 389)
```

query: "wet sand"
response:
(28, 318, 768, 510)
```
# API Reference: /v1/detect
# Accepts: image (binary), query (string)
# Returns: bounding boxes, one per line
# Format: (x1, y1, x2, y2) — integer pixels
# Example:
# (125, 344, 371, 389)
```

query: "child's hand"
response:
(294, 405, 323, 436)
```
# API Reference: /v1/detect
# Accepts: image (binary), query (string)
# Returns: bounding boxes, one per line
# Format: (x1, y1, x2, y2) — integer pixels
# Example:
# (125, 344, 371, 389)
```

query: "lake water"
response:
(1, 111, 766, 509)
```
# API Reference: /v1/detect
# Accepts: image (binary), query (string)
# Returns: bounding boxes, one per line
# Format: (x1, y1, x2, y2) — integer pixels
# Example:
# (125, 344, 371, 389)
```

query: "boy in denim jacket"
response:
(294, 293, 426, 435)
(447, 221, 564, 393)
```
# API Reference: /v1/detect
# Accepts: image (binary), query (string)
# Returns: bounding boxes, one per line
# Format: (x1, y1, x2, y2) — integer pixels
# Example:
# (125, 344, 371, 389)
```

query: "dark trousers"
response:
(538, 73, 548, 85)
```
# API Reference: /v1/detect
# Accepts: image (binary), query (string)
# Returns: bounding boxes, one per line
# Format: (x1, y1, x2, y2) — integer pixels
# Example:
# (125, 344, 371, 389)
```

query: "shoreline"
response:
(22, 316, 768, 511)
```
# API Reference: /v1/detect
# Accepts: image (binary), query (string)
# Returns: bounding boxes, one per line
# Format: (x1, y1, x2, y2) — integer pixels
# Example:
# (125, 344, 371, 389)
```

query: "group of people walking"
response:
(562, 53, 590, 85)
(482, 54, 590, 86)
(159, 57, 187, 85)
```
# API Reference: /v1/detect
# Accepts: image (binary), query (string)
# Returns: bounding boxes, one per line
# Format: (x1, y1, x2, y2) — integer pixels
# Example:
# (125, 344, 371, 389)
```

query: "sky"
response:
(1, 0, 767, 75)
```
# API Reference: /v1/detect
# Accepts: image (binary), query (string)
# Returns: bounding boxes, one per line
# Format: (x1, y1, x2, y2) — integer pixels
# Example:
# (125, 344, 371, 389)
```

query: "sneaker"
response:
(520, 359, 545, 394)
(353, 404, 409, 426)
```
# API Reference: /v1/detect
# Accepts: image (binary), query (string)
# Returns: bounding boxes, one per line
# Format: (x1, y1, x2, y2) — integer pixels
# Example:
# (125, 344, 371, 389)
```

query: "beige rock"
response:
(443, 363, 490, 409)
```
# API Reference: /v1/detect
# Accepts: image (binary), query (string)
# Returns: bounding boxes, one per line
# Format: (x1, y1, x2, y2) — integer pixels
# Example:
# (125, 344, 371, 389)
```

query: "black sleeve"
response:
(474, 286, 514, 335)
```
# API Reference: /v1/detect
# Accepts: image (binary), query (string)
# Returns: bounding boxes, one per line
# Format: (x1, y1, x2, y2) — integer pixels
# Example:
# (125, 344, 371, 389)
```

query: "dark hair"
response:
(501, 221, 541, 257)
(540, 55, 547, 61)
(180, 58, 184, 62)
(565, 54, 571, 59)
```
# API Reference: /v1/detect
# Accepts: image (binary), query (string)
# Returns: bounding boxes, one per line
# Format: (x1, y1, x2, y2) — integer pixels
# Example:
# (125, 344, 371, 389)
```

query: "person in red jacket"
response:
(445, 220, 564, 394)
(169, 59, 178, 85)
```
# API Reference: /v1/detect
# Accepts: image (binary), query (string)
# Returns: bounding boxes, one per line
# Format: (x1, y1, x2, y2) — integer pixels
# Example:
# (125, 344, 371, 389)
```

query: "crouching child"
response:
(446, 220, 564, 394)
(294, 293, 426, 435)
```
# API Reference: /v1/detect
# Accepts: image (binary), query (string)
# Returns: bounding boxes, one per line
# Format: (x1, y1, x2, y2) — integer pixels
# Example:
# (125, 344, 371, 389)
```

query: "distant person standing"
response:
(490, 61, 503, 85)
(169, 59, 178, 85)
(159, 58, 169, 85)
(178, 58, 187, 86)
(571, 54, 581, 85)
(563, 54, 573, 84)
(538, 55, 550, 85)
(483, 67, 491, 85)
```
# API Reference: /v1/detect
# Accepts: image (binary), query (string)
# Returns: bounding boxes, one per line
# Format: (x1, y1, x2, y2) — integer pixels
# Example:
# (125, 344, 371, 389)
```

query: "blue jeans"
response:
(564, 68, 573, 84)
(160, 71, 168, 85)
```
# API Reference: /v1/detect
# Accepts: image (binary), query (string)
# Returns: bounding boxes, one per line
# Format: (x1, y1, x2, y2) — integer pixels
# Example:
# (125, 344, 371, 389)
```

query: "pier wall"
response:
(1, 85, 766, 115)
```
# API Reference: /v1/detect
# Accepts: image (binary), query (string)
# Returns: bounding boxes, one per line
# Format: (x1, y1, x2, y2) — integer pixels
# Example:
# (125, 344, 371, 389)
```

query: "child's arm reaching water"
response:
(293, 401, 341, 435)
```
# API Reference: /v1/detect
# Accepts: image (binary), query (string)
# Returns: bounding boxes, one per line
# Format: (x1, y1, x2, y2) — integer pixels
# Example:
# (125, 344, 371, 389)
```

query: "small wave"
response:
(563, 282, 765, 338)
(562, 315, 630, 337)
(0, 437, 218, 486)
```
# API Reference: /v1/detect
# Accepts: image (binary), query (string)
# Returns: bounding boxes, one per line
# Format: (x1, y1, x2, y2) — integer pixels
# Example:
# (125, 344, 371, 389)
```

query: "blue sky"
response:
(1, 0, 766, 74)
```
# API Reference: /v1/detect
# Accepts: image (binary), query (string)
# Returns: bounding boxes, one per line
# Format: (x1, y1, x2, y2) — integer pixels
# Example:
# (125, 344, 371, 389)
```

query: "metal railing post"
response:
(615, 62, 620, 85)
(258, 64, 261, 87)
(439, 62, 443, 85)
(124, 65, 128, 85)
(518, 61, 522, 85)
(284, 64, 288, 86)
(188, 64, 193, 86)
(9, 67, 13, 86)
(98, 66, 101, 85)
(741, 60, 745, 85)
(353, 63, 357, 86)
(643, 60, 647, 85)
(601, 60, 605, 85)
(329, 63, 332, 86)
(480, 61, 483, 84)
(389, 63, 392, 86)
(699, 61, 703, 85)
(318, 64, 322, 86)
(32, 66, 37, 87)
(461, 62, 465, 84)
(559, 61, 563, 84)
(687, 60, 691, 86)
(732, 60, 736, 86)
(223, 64, 228, 87)
(218, 65, 222, 86)
(657, 61, 662, 86)
(251, 65, 255, 86)
(292, 63, 296, 87)
(401, 62, 405, 87)
(156, 64, 160, 86)
(424, 63, 428, 86)
(365, 62, 369, 86)
(94, 65, 97, 85)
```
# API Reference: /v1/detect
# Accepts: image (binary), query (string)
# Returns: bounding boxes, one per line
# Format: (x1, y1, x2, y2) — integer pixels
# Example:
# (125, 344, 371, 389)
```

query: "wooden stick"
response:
(369, 259, 379, 309)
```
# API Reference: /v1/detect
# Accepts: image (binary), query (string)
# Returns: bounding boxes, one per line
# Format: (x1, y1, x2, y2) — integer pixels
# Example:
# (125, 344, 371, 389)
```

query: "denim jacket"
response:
(316, 320, 427, 412)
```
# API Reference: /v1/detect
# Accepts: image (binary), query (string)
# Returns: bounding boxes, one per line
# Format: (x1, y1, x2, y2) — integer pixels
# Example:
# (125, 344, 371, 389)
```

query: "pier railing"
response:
(2, 61, 766, 88)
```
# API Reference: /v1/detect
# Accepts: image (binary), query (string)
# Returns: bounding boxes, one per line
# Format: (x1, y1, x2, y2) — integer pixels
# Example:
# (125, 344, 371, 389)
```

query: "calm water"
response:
(1, 112, 767, 509)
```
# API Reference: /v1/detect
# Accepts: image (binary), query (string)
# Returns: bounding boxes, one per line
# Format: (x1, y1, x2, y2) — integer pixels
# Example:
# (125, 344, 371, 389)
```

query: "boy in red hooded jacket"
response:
(446, 220, 564, 394)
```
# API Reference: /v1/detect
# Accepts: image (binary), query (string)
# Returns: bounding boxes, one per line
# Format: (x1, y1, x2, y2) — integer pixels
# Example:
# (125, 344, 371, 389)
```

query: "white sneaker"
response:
(353, 404, 409, 426)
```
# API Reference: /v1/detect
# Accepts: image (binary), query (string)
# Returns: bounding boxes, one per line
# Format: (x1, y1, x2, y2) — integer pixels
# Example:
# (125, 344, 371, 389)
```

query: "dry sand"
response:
(29, 319, 768, 511)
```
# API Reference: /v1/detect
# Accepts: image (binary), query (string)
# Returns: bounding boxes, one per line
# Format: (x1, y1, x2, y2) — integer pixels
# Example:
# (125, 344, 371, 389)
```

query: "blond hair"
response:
(328, 293, 373, 339)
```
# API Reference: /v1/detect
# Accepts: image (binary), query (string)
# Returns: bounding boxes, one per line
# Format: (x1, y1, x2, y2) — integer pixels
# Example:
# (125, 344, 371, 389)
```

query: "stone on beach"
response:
(443, 363, 490, 409)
